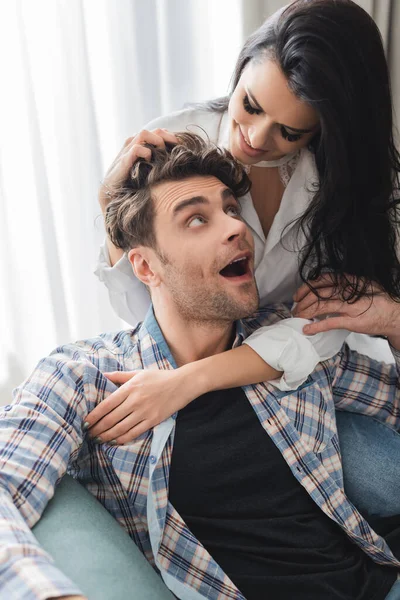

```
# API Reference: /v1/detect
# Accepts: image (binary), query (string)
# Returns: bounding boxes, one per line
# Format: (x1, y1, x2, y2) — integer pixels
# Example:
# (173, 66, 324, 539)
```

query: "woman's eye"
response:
(280, 125, 303, 143)
(188, 216, 207, 228)
(226, 206, 241, 217)
(243, 95, 262, 116)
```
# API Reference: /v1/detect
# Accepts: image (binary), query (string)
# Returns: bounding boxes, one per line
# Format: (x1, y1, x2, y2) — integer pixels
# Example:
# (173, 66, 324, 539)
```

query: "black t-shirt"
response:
(168, 387, 396, 599)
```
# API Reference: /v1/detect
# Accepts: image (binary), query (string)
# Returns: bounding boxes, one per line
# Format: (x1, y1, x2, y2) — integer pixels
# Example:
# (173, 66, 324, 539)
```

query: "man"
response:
(1, 133, 399, 600)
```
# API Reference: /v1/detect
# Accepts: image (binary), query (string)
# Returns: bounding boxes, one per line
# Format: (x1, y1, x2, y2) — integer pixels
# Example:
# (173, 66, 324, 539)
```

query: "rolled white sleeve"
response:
(94, 240, 151, 325)
(244, 318, 350, 391)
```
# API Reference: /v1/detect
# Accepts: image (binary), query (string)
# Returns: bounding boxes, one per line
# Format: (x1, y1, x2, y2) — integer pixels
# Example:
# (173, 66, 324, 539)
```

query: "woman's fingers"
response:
(132, 128, 178, 148)
(297, 295, 374, 322)
(84, 374, 137, 427)
(303, 316, 352, 335)
(296, 299, 352, 320)
(99, 128, 178, 210)
(294, 288, 339, 314)
(102, 144, 151, 193)
(104, 371, 137, 384)
(293, 273, 367, 303)
(294, 275, 336, 302)
(85, 368, 186, 445)
(113, 420, 153, 445)
(294, 274, 383, 305)
(84, 389, 125, 428)
(120, 129, 179, 161)
(122, 135, 135, 149)
(88, 397, 140, 438)
(92, 411, 146, 443)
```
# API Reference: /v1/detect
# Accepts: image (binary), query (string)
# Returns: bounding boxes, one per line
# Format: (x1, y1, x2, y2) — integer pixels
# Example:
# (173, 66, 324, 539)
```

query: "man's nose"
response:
(222, 215, 248, 243)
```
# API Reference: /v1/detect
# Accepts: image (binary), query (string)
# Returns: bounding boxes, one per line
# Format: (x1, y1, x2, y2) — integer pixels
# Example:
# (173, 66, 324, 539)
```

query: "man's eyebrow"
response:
(173, 196, 209, 216)
(247, 88, 314, 134)
(172, 188, 236, 216)
(221, 187, 236, 201)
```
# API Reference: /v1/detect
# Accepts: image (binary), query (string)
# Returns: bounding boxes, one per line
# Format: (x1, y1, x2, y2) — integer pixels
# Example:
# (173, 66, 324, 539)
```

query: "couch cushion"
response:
(32, 475, 174, 599)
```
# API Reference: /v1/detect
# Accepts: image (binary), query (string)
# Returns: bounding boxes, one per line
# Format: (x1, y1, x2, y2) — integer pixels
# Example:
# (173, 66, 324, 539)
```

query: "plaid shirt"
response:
(1, 304, 400, 599)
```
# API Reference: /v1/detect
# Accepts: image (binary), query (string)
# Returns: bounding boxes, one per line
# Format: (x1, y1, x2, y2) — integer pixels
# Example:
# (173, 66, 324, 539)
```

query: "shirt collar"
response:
(139, 305, 246, 369)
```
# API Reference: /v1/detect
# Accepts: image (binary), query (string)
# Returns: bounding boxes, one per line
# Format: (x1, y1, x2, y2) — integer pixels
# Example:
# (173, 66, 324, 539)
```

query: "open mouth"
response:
(219, 255, 252, 280)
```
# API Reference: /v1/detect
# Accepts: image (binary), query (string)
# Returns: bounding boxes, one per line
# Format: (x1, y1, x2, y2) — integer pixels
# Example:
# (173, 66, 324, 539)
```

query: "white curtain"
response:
(1, 0, 399, 403)
(0, 0, 244, 401)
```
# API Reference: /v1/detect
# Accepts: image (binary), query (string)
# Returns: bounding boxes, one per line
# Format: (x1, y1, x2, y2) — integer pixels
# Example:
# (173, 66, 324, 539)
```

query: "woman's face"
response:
(228, 58, 319, 164)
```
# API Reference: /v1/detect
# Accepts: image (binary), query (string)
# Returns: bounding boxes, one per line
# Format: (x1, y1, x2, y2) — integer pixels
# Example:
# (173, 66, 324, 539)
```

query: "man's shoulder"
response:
(46, 324, 144, 372)
(240, 303, 293, 334)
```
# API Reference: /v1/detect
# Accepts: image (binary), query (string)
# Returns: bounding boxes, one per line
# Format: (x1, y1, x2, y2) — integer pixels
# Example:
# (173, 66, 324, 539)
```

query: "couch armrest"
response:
(32, 475, 174, 600)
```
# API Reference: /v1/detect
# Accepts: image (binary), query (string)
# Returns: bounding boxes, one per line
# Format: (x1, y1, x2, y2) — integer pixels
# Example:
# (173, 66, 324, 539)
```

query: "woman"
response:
(90, 0, 400, 518)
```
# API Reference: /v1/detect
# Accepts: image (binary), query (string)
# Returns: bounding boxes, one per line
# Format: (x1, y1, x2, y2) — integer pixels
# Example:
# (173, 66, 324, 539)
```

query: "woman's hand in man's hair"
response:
(99, 128, 179, 213)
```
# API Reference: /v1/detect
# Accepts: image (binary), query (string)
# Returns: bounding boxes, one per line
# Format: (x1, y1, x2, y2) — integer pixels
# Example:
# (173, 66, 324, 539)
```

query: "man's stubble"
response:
(158, 251, 259, 326)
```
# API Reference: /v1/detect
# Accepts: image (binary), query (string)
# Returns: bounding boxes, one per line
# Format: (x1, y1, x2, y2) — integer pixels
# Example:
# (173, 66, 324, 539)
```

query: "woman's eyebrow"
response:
(247, 88, 314, 134)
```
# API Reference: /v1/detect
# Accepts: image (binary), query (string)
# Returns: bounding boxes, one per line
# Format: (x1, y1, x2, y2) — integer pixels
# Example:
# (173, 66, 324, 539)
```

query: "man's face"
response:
(150, 175, 259, 323)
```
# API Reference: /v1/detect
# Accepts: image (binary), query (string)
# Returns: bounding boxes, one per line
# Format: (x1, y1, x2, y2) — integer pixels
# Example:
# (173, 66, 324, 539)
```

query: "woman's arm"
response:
(83, 317, 337, 445)
(83, 344, 281, 446)
(177, 343, 282, 395)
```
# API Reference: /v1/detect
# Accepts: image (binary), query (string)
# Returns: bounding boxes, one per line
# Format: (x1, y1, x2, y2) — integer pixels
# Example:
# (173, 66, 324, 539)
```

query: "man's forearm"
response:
(0, 348, 91, 598)
(0, 487, 84, 599)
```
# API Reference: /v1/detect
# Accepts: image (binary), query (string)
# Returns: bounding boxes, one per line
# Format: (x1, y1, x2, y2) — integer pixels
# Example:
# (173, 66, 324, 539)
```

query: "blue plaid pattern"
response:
(0, 304, 399, 598)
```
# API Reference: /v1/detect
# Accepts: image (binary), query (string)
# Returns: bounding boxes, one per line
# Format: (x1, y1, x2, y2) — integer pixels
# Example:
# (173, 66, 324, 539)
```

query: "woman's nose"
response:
(248, 121, 272, 150)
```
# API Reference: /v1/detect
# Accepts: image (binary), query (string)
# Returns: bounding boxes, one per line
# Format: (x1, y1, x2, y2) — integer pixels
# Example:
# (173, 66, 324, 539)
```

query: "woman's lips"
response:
(238, 127, 266, 158)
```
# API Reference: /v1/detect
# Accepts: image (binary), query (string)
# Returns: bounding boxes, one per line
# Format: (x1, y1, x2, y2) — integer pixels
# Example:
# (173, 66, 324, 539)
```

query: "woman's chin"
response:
(235, 147, 288, 165)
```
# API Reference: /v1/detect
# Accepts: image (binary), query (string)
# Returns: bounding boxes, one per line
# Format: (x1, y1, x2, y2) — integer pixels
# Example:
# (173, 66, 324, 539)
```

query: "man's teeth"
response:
(230, 257, 246, 265)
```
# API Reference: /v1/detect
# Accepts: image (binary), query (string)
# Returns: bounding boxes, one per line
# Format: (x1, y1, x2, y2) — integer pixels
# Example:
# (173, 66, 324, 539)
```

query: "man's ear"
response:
(128, 247, 161, 288)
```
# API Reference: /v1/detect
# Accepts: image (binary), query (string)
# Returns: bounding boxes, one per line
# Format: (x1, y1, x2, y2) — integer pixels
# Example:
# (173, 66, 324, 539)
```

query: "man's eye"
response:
(226, 206, 241, 217)
(188, 216, 207, 228)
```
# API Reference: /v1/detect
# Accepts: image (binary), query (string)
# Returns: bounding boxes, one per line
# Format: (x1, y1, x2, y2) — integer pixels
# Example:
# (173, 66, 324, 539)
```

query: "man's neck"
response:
(152, 300, 235, 367)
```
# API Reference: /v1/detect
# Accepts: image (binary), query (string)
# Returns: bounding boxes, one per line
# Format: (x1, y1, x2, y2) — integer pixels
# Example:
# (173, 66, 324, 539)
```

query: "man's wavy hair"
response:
(105, 132, 250, 252)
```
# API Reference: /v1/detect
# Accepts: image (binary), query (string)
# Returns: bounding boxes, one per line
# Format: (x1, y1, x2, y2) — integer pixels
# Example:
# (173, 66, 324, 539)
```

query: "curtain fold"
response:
(387, 1, 400, 140)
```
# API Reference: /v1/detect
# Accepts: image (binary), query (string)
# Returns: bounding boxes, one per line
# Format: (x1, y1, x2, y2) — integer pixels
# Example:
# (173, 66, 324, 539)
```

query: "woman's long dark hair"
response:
(204, 0, 400, 301)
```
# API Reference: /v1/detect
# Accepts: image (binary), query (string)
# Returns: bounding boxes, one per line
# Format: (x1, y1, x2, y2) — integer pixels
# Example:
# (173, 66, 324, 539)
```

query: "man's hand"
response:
(293, 274, 400, 348)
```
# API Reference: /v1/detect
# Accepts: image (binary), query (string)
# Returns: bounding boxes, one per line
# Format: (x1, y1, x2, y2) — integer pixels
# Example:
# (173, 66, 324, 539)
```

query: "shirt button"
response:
(149, 455, 157, 464)
(3, 405, 11, 411)
(172, 412, 177, 420)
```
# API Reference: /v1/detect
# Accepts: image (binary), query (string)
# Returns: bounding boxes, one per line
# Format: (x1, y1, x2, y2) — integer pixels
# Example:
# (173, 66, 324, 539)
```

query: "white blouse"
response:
(95, 107, 392, 386)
